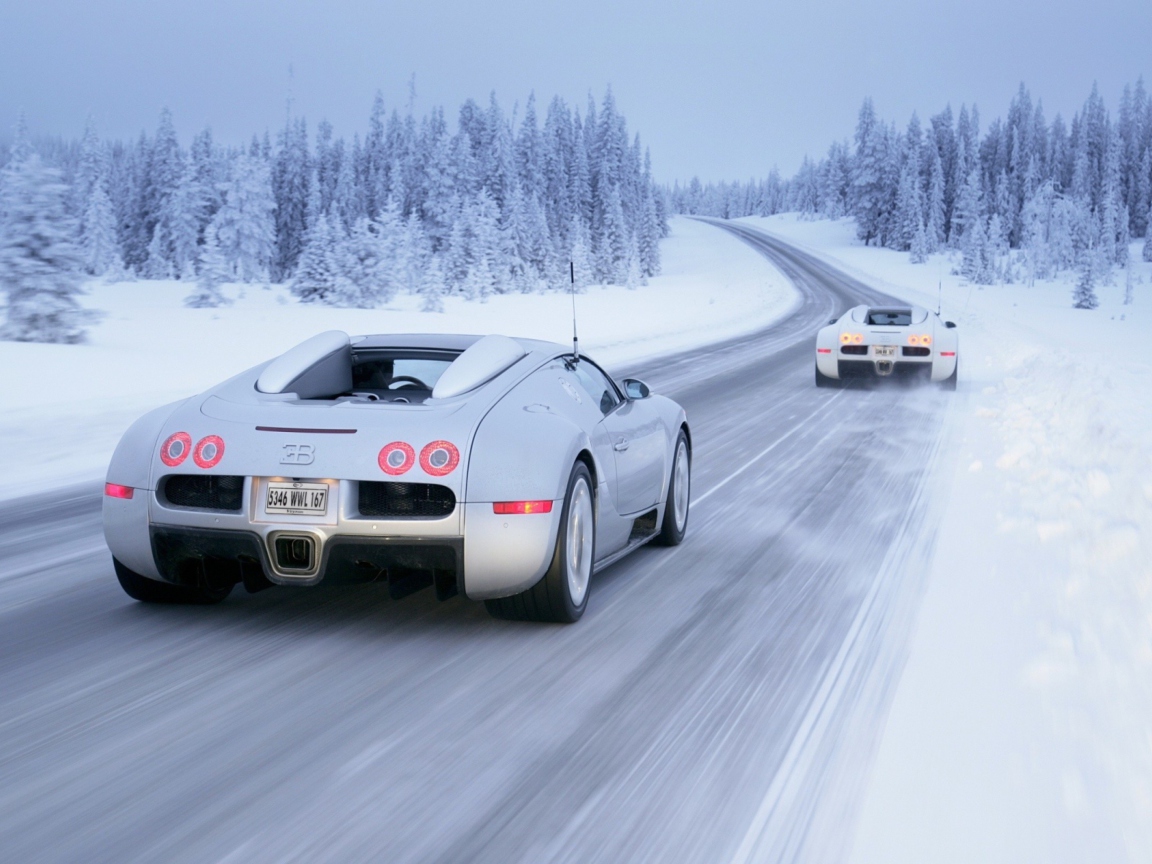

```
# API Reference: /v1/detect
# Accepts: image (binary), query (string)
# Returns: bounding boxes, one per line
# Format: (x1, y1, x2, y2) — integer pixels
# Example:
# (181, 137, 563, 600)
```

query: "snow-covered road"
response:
(0, 223, 952, 862)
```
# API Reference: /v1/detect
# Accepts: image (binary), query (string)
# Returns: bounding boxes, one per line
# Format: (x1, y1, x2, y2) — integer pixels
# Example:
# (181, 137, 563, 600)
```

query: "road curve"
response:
(0, 221, 948, 863)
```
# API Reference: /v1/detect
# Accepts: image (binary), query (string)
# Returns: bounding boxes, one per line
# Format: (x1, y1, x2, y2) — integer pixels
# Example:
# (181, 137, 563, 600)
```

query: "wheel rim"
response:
(566, 478, 594, 606)
(673, 441, 690, 532)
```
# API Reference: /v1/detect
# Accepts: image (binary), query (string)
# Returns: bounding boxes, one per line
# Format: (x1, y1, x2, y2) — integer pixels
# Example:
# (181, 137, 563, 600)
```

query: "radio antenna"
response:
(570, 261, 580, 362)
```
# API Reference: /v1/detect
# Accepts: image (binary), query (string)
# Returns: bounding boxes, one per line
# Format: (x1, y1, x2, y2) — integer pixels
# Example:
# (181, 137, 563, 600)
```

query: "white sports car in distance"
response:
(103, 332, 691, 623)
(815, 304, 958, 389)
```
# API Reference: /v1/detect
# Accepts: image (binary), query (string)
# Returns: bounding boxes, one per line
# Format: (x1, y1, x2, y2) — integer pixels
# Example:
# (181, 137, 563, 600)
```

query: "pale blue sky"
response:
(0, 0, 1148, 181)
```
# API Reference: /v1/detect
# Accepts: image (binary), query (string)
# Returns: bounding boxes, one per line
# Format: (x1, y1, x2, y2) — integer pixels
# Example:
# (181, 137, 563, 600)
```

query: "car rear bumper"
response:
(104, 477, 562, 601)
(837, 359, 934, 381)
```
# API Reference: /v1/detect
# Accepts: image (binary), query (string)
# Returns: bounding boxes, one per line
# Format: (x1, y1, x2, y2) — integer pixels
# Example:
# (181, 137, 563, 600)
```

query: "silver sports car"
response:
(103, 332, 691, 623)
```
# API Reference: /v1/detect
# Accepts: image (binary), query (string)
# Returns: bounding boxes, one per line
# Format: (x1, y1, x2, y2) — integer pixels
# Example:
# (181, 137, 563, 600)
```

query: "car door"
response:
(571, 360, 665, 516)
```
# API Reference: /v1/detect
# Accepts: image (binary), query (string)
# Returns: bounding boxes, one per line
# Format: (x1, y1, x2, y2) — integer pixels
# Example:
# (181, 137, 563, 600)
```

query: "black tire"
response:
(114, 558, 232, 605)
(940, 359, 958, 391)
(485, 462, 595, 624)
(656, 430, 690, 546)
(815, 364, 839, 388)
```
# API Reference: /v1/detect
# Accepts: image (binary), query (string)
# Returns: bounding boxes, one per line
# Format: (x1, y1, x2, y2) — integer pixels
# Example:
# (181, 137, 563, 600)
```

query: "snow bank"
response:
(0, 216, 796, 496)
(745, 214, 1152, 861)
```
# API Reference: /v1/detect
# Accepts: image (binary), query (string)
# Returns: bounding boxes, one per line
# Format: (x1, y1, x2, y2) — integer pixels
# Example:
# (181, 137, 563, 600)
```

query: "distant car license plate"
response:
(874, 345, 896, 357)
(265, 482, 329, 515)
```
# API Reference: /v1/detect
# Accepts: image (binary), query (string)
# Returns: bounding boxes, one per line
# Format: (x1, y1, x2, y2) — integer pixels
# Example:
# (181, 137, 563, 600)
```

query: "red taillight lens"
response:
(493, 500, 554, 515)
(420, 441, 460, 477)
(160, 432, 192, 467)
(378, 442, 415, 475)
(817, 348, 832, 354)
(193, 435, 225, 469)
(940, 351, 956, 357)
(104, 483, 134, 499)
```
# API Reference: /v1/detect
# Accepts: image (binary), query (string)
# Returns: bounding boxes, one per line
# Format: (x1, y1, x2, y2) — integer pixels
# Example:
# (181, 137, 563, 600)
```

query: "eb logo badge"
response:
(280, 444, 315, 465)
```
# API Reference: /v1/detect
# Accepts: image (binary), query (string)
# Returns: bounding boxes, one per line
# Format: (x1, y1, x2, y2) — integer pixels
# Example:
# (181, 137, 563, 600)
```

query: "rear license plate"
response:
(874, 345, 896, 358)
(265, 482, 329, 516)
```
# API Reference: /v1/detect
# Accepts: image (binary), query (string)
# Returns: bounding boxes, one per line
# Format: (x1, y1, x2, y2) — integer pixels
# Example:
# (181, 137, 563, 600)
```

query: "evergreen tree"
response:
(1073, 242, 1100, 308)
(212, 155, 276, 281)
(292, 214, 340, 302)
(186, 224, 231, 307)
(1144, 208, 1152, 262)
(909, 220, 929, 263)
(420, 254, 446, 312)
(81, 180, 122, 276)
(0, 154, 90, 343)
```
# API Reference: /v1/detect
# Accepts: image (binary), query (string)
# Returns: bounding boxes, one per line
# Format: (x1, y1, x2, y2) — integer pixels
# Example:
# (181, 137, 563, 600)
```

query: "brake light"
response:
(378, 441, 415, 475)
(420, 441, 460, 477)
(160, 432, 192, 467)
(104, 483, 134, 499)
(940, 351, 956, 357)
(493, 500, 554, 514)
(193, 435, 225, 469)
(817, 348, 832, 354)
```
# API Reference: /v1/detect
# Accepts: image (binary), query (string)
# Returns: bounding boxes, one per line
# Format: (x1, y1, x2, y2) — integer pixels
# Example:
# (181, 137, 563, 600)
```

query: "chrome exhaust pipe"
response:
(876, 360, 894, 376)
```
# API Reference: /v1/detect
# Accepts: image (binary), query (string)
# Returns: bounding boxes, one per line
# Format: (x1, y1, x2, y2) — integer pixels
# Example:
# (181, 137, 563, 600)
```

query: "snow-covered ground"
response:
(745, 214, 1152, 862)
(0, 216, 796, 497)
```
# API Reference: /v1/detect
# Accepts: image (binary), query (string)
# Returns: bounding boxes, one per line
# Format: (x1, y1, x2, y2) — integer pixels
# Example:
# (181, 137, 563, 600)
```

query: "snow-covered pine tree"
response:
(568, 214, 593, 291)
(212, 154, 276, 281)
(292, 214, 340, 302)
(272, 117, 310, 281)
(1145, 208, 1152, 262)
(81, 179, 123, 276)
(0, 153, 90, 343)
(420, 255, 447, 312)
(909, 220, 929, 263)
(852, 99, 889, 245)
(1073, 241, 1100, 309)
(926, 148, 946, 250)
(186, 224, 231, 307)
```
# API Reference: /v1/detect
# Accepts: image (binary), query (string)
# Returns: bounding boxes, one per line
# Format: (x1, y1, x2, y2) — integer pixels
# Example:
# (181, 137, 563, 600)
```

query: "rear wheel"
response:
(114, 558, 232, 604)
(940, 359, 958, 391)
(815, 363, 839, 388)
(656, 431, 690, 546)
(485, 462, 595, 623)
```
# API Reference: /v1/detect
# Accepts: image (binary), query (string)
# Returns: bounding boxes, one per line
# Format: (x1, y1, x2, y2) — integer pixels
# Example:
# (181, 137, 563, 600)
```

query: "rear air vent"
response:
(162, 475, 244, 511)
(358, 482, 456, 519)
(902, 346, 931, 357)
(840, 345, 868, 355)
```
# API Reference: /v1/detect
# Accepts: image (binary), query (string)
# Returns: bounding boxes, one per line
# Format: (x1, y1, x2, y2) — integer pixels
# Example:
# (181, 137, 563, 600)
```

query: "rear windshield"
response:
(866, 309, 913, 326)
(350, 349, 460, 402)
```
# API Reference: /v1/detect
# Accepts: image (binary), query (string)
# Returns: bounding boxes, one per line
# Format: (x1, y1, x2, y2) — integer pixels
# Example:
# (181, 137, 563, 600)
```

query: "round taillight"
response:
(193, 435, 225, 469)
(420, 441, 460, 477)
(839, 332, 851, 345)
(908, 334, 919, 346)
(852, 333, 864, 344)
(160, 432, 192, 467)
(378, 442, 415, 475)
(922, 334, 932, 346)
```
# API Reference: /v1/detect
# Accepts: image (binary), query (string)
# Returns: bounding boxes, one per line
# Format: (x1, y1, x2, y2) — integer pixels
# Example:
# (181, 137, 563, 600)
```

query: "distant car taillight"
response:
(104, 483, 134, 499)
(420, 441, 459, 477)
(493, 501, 554, 515)
(193, 435, 225, 469)
(160, 432, 192, 467)
(378, 441, 416, 475)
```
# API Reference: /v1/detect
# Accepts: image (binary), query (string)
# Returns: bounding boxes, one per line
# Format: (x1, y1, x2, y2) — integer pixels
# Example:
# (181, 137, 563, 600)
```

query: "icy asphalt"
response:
(0, 222, 951, 863)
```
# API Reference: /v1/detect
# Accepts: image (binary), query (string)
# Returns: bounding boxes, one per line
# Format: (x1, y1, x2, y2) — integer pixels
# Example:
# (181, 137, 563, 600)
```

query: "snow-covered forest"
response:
(671, 80, 1152, 306)
(0, 89, 666, 341)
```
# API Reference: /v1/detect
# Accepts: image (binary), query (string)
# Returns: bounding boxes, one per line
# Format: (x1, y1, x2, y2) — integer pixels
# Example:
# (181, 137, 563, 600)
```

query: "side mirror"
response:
(944, 321, 957, 329)
(622, 378, 651, 400)
(828, 318, 838, 325)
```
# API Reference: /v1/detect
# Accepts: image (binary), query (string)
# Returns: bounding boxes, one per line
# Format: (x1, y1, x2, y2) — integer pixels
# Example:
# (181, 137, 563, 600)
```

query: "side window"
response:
(571, 361, 620, 415)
